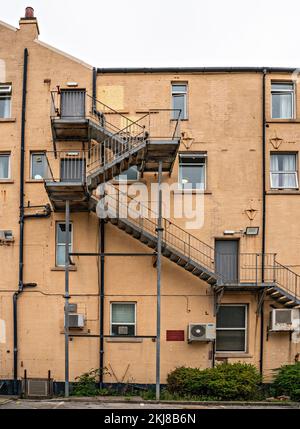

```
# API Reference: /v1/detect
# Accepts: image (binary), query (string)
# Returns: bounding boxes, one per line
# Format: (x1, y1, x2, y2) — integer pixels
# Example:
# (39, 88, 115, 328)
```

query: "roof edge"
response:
(97, 67, 298, 74)
(0, 19, 18, 32)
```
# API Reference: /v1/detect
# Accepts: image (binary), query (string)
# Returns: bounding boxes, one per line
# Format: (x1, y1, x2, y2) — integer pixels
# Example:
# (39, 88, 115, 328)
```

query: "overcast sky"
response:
(2, 0, 300, 68)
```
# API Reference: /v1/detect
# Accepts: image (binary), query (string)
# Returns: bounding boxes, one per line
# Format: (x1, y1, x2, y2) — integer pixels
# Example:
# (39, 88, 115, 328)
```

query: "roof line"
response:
(97, 67, 298, 74)
(0, 19, 18, 32)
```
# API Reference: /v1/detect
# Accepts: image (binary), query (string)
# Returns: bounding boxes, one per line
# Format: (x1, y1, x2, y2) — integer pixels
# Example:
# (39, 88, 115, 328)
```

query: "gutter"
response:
(97, 66, 297, 74)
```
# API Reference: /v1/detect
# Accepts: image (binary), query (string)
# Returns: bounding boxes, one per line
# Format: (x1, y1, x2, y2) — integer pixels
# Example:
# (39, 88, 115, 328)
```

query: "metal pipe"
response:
(97, 67, 296, 74)
(92, 67, 97, 113)
(64, 200, 70, 397)
(156, 160, 163, 401)
(99, 219, 105, 388)
(260, 69, 267, 377)
(13, 48, 28, 395)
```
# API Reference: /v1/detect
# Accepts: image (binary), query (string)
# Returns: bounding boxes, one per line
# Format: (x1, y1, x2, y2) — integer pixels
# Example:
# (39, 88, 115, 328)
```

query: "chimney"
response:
(19, 6, 40, 39)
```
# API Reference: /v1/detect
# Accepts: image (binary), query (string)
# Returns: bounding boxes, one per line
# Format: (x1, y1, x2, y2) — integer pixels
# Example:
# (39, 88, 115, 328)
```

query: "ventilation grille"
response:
(275, 309, 292, 324)
(24, 379, 53, 398)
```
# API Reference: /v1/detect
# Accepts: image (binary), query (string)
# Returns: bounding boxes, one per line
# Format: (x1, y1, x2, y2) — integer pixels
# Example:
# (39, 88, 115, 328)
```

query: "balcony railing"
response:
(44, 150, 87, 183)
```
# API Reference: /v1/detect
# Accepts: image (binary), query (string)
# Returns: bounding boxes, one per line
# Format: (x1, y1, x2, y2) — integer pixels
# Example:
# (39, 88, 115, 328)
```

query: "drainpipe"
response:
(99, 219, 105, 388)
(92, 67, 97, 112)
(260, 68, 267, 376)
(13, 48, 28, 395)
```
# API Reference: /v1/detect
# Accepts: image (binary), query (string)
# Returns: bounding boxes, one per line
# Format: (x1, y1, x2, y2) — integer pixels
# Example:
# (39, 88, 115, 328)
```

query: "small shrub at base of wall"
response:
(272, 362, 300, 402)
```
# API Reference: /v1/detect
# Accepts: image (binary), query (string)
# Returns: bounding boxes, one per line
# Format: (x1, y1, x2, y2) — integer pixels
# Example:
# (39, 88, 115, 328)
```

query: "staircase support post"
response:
(64, 200, 70, 397)
(156, 160, 163, 401)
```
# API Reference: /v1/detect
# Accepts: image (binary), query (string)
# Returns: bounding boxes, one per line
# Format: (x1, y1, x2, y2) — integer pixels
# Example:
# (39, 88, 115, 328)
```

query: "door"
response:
(215, 240, 239, 284)
(60, 158, 85, 182)
(60, 89, 86, 118)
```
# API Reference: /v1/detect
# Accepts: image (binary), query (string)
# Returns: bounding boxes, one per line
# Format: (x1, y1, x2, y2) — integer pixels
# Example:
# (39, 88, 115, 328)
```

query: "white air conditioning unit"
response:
(269, 309, 298, 331)
(0, 230, 14, 243)
(67, 313, 85, 329)
(188, 323, 216, 342)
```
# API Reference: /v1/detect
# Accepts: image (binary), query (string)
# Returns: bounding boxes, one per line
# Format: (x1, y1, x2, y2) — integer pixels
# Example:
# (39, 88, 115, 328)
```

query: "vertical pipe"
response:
(64, 200, 70, 397)
(260, 69, 267, 377)
(156, 160, 163, 401)
(92, 67, 97, 113)
(99, 219, 105, 388)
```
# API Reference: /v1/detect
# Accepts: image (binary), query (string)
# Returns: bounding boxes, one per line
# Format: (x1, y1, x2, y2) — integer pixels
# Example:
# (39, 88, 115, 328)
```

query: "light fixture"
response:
(245, 226, 259, 236)
(66, 82, 78, 87)
(223, 230, 235, 236)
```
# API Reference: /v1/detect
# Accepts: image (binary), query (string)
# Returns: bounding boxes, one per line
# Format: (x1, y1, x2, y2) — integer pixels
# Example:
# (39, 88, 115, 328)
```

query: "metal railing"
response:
(44, 150, 87, 183)
(274, 261, 300, 299)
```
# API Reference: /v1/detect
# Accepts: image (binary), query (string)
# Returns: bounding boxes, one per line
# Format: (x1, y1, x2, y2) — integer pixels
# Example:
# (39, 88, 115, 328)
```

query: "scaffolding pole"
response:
(156, 160, 163, 401)
(64, 200, 70, 397)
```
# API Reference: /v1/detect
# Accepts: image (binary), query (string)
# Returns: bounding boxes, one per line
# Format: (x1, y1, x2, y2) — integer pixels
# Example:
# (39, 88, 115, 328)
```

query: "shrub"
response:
(72, 368, 111, 396)
(167, 363, 261, 401)
(273, 362, 300, 401)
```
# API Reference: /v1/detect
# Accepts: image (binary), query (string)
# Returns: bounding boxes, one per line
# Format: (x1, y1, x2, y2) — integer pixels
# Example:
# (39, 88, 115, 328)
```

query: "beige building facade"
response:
(0, 10, 299, 394)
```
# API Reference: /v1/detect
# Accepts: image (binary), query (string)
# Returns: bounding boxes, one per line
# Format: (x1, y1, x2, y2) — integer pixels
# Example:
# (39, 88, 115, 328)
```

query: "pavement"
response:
(0, 396, 299, 409)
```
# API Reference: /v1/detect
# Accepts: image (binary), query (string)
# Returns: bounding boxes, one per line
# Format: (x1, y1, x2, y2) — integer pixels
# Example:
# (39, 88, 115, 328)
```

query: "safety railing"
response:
(44, 150, 87, 183)
(274, 261, 300, 299)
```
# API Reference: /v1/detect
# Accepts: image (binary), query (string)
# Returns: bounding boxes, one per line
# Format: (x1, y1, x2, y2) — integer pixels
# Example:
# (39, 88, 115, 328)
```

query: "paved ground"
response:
(0, 398, 299, 409)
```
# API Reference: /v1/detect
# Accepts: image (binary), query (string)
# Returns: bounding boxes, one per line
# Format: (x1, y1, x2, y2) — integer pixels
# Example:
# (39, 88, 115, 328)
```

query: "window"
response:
(111, 303, 136, 336)
(56, 222, 73, 267)
(31, 153, 47, 180)
(271, 82, 294, 119)
(270, 153, 298, 189)
(178, 153, 206, 189)
(216, 305, 247, 352)
(0, 84, 12, 118)
(114, 166, 139, 182)
(0, 153, 10, 179)
(172, 83, 187, 119)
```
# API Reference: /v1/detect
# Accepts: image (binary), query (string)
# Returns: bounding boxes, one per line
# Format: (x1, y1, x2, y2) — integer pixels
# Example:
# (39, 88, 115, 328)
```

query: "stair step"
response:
(199, 272, 210, 280)
(140, 235, 149, 244)
(110, 218, 118, 225)
(117, 220, 126, 230)
(170, 253, 180, 263)
(125, 225, 133, 234)
(184, 263, 195, 272)
(207, 276, 217, 285)
(147, 240, 156, 249)
(176, 258, 188, 267)
(162, 248, 171, 257)
(277, 296, 289, 302)
(132, 230, 141, 239)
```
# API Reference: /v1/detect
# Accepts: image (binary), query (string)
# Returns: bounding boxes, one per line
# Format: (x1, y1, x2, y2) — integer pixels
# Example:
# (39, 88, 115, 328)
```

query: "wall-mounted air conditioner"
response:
(67, 313, 85, 329)
(269, 309, 299, 332)
(0, 230, 14, 243)
(188, 323, 216, 342)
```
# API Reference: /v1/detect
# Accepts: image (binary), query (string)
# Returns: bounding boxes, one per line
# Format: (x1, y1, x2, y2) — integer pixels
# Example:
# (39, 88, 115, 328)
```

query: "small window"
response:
(178, 153, 206, 189)
(271, 82, 294, 119)
(114, 166, 139, 182)
(172, 83, 187, 119)
(111, 303, 136, 336)
(31, 153, 47, 180)
(216, 305, 247, 352)
(0, 84, 12, 119)
(0, 153, 10, 179)
(270, 153, 298, 189)
(56, 222, 73, 267)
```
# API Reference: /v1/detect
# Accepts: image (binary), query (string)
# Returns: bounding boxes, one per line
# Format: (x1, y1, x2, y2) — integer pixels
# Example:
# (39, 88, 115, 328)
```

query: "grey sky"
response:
(2, 0, 300, 68)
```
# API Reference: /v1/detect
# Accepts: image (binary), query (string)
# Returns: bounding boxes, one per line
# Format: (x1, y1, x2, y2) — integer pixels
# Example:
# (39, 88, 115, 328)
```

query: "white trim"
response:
(110, 302, 137, 336)
(0, 20, 17, 32)
(271, 81, 295, 119)
(30, 152, 46, 180)
(178, 152, 206, 190)
(56, 221, 73, 267)
(0, 153, 11, 179)
(171, 82, 188, 119)
(34, 40, 93, 70)
(216, 304, 248, 353)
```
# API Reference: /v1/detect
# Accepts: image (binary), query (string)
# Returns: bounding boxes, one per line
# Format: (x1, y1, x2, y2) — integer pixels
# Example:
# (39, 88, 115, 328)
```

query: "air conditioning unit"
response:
(0, 230, 14, 243)
(117, 326, 129, 335)
(22, 378, 53, 398)
(269, 309, 298, 331)
(67, 313, 85, 329)
(188, 323, 216, 342)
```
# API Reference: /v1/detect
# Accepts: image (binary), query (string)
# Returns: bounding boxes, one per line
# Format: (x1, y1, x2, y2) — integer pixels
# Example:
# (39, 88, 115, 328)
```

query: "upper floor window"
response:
(271, 82, 294, 119)
(0, 84, 12, 119)
(111, 302, 136, 336)
(172, 83, 187, 120)
(114, 166, 139, 182)
(56, 222, 73, 267)
(270, 153, 298, 189)
(31, 153, 47, 180)
(178, 153, 206, 190)
(0, 153, 10, 179)
(216, 305, 247, 352)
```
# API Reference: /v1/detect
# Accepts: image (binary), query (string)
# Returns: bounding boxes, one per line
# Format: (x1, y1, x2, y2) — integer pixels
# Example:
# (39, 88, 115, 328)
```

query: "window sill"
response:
(267, 189, 300, 195)
(215, 353, 253, 358)
(111, 179, 146, 185)
(0, 118, 16, 123)
(26, 179, 44, 183)
(105, 337, 143, 343)
(51, 266, 77, 272)
(172, 189, 211, 194)
(171, 118, 189, 121)
(0, 179, 14, 184)
(267, 119, 298, 123)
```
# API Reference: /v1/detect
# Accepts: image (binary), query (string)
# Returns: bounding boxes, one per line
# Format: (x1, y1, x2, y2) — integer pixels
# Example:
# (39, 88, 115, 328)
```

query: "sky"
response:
(2, 0, 300, 68)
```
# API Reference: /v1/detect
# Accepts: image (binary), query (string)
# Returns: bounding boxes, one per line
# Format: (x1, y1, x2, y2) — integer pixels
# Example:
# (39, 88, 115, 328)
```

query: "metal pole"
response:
(99, 219, 105, 389)
(64, 200, 70, 397)
(156, 160, 163, 401)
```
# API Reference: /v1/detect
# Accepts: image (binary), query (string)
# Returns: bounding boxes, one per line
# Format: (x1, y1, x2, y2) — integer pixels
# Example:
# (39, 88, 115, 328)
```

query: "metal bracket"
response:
(214, 286, 225, 316)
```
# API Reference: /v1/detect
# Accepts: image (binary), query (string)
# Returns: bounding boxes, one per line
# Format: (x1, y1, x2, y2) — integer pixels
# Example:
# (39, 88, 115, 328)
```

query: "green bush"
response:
(273, 362, 300, 401)
(167, 363, 261, 401)
(72, 368, 111, 396)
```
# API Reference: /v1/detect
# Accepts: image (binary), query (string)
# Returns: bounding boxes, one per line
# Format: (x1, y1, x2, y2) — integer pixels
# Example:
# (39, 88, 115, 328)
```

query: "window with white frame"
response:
(271, 82, 295, 119)
(270, 153, 298, 189)
(216, 305, 247, 352)
(172, 83, 187, 119)
(56, 222, 73, 267)
(111, 303, 136, 336)
(0, 153, 10, 179)
(114, 166, 139, 182)
(0, 84, 12, 118)
(31, 152, 47, 180)
(178, 153, 206, 189)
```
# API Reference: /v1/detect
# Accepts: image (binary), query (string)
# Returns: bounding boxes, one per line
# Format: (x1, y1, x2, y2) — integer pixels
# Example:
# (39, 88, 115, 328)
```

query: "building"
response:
(0, 8, 299, 395)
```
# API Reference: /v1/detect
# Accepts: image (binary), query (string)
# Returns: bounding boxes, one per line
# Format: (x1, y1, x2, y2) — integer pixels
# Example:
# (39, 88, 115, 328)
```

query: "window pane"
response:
(31, 153, 46, 179)
(180, 165, 205, 188)
(111, 324, 135, 336)
(112, 304, 135, 324)
(272, 93, 293, 118)
(172, 84, 187, 93)
(271, 83, 294, 91)
(216, 330, 245, 352)
(271, 154, 296, 172)
(172, 94, 185, 119)
(57, 223, 72, 244)
(0, 97, 11, 118)
(115, 166, 138, 181)
(0, 155, 9, 178)
(217, 306, 245, 328)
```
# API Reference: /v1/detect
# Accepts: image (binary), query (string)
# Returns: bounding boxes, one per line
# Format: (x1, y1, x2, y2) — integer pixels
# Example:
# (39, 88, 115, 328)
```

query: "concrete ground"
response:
(0, 397, 299, 409)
